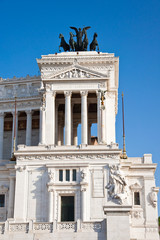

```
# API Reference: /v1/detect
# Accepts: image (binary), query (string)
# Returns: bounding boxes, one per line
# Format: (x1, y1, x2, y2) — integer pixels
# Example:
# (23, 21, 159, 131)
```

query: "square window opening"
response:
(72, 169, 76, 181)
(59, 170, 63, 181)
(66, 170, 70, 181)
(134, 192, 140, 205)
(0, 194, 5, 207)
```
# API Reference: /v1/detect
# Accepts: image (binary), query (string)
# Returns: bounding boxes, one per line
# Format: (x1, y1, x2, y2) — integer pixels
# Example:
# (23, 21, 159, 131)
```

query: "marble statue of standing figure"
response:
(107, 165, 127, 204)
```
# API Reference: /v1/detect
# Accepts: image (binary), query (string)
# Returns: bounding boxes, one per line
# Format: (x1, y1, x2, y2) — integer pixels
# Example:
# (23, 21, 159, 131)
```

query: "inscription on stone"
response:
(92, 169, 104, 198)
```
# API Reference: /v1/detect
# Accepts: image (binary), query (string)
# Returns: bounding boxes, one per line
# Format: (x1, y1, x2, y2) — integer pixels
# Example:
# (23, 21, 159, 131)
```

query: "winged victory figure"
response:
(70, 26, 91, 51)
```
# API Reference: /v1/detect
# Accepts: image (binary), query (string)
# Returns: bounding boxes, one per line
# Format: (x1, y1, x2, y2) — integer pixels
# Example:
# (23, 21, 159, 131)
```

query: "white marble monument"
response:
(0, 51, 159, 240)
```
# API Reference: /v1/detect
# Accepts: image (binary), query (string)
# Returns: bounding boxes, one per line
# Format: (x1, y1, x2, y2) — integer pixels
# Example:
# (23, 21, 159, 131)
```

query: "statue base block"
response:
(103, 205, 132, 240)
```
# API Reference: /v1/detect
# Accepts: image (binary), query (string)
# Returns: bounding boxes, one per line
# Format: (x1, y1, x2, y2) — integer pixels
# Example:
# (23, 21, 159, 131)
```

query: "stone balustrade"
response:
(0, 220, 103, 234)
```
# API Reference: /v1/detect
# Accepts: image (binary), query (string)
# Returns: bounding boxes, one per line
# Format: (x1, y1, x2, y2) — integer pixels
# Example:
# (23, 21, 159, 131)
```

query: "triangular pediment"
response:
(45, 65, 107, 80)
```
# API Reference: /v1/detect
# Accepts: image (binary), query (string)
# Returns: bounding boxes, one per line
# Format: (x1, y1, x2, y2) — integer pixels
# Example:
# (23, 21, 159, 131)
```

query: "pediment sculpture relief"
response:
(54, 69, 102, 79)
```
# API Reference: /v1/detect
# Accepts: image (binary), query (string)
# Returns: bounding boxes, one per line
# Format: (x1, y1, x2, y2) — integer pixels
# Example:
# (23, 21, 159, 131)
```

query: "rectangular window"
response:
(0, 194, 5, 207)
(59, 170, 63, 181)
(66, 170, 70, 181)
(134, 192, 140, 205)
(61, 196, 74, 221)
(72, 169, 76, 181)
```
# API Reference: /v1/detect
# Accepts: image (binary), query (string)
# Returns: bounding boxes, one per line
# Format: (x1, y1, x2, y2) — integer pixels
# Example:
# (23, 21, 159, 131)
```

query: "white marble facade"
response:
(0, 51, 159, 240)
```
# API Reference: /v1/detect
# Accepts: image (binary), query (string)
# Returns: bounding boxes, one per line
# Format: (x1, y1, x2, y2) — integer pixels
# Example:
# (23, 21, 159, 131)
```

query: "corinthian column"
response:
(25, 110, 32, 146)
(0, 112, 5, 159)
(64, 91, 72, 145)
(11, 111, 18, 155)
(73, 122, 78, 146)
(45, 90, 56, 145)
(80, 91, 88, 145)
(40, 106, 46, 144)
(96, 90, 101, 143)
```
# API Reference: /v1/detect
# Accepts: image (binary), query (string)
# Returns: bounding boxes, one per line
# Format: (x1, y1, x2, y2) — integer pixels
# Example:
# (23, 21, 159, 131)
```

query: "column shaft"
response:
(40, 107, 46, 144)
(64, 91, 72, 145)
(0, 112, 4, 159)
(55, 104, 58, 145)
(80, 91, 88, 145)
(96, 91, 101, 143)
(101, 108, 106, 143)
(11, 112, 18, 154)
(45, 91, 56, 145)
(88, 122, 92, 145)
(73, 124, 78, 146)
(71, 104, 74, 145)
(26, 110, 32, 146)
(52, 92, 56, 145)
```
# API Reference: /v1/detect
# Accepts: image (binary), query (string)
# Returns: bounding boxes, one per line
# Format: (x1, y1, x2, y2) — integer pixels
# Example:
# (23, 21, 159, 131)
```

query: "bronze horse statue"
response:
(82, 28, 89, 51)
(59, 33, 70, 52)
(90, 33, 99, 51)
(69, 32, 76, 51)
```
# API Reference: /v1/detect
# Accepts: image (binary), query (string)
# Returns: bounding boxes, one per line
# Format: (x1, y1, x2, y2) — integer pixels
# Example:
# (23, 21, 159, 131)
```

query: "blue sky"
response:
(0, 0, 160, 214)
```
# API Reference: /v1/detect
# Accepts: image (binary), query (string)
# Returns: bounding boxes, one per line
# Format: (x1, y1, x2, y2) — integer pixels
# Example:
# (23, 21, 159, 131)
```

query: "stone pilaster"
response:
(8, 176, 15, 218)
(48, 189, 54, 222)
(81, 184, 87, 222)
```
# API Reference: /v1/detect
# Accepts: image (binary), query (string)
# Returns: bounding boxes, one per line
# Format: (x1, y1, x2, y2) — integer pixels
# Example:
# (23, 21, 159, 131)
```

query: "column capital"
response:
(52, 91, 56, 98)
(40, 106, 45, 112)
(64, 91, 72, 97)
(25, 109, 33, 115)
(96, 90, 101, 97)
(11, 111, 19, 117)
(80, 90, 88, 97)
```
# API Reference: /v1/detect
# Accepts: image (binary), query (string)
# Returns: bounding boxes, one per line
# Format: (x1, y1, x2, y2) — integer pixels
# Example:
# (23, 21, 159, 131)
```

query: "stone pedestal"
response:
(104, 205, 132, 240)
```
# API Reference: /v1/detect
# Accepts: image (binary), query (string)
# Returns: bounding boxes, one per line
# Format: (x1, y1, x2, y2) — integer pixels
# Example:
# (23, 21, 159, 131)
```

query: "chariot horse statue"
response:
(90, 33, 99, 51)
(82, 28, 90, 51)
(69, 32, 76, 51)
(59, 33, 70, 52)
